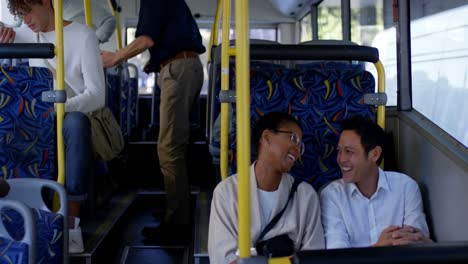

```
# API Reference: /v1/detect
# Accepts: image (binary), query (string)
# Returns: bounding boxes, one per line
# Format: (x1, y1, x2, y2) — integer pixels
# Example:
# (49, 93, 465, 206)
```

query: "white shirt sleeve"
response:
(12, 24, 35, 43)
(300, 185, 325, 250)
(403, 179, 430, 236)
(65, 29, 105, 112)
(320, 187, 352, 249)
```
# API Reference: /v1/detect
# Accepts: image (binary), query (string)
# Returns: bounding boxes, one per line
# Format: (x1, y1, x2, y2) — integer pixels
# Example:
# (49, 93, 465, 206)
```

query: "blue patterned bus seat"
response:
(227, 62, 376, 190)
(0, 66, 55, 180)
(128, 77, 138, 139)
(120, 77, 129, 139)
(0, 236, 28, 264)
(106, 71, 121, 122)
(1, 208, 63, 264)
(209, 61, 286, 162)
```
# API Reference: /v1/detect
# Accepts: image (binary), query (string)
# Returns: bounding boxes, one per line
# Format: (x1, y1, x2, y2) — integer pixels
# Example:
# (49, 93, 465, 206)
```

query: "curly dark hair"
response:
(253, 112, 302, 153)
(7, 0, 43, 18)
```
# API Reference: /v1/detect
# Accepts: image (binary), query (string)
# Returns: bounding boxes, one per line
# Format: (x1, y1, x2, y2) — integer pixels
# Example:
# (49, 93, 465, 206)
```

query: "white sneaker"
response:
(68, 218, 84, 254)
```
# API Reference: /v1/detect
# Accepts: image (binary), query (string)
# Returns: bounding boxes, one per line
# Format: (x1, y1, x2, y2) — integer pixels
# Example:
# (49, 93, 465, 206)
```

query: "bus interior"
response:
(0, 0, 467, 263)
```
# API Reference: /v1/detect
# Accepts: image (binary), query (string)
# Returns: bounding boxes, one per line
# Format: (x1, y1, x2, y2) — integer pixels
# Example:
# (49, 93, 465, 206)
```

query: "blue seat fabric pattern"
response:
(128, 77, 138, 139)
(1, 208, 63, 264)
(215, 61, 376, 190)
(0, 236, 28, 264)
(106, 72, 121, 124)
(209, 61, 285, 167)
(0, 66, 55, 180)
(120, 77, 129, 139)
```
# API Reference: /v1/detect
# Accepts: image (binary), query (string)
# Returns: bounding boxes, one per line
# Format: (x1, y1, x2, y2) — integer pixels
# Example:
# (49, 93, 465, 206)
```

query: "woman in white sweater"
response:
(208, 112, 325, 264)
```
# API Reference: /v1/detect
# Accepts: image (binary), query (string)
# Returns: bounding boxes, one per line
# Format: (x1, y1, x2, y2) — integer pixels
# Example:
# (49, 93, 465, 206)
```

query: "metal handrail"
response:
(235, 0, 252, 259)
(108, 0, 122, 49)
(54, 0, 66, 187)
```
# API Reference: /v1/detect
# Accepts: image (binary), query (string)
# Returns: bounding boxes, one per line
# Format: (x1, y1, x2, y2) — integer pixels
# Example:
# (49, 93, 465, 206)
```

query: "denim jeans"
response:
(63, 112, 93, 201)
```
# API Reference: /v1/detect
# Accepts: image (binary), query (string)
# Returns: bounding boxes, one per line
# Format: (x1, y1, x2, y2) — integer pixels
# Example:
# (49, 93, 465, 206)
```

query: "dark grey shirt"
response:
(136, 0, 206, 72)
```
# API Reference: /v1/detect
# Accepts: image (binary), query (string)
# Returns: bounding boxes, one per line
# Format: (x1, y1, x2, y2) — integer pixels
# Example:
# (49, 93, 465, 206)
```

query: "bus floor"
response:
(116, 191, 198, 264)
(67, 124, 216, 263)
(69, 188, 206, 264)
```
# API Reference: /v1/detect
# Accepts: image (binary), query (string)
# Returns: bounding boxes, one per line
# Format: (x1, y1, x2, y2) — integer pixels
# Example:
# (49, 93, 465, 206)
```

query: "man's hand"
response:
(372, 225, 401, 247)
(391, 225, 433, 246)
(0, 26, 16, 43)
(373, 225, 432, 247)
(101, 50, 120, 68)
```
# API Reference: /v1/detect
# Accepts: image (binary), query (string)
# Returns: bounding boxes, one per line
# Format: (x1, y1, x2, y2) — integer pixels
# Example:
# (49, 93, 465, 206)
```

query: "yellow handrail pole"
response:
(374, 60, 386, 169)
(83, 0, 92, 27)
(269, 257, 292, 264)
(236, 0, 251, 259)
(374, 60, 386, 129)
(208, 0, 223, 63)
(220, 0, 231, 181)
(107, 0, 122, 49)
(54, 0, 65, 186)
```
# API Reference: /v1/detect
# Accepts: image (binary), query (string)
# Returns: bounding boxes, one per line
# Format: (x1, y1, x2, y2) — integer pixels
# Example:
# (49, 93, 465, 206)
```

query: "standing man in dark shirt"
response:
(101, 0, 205, 239)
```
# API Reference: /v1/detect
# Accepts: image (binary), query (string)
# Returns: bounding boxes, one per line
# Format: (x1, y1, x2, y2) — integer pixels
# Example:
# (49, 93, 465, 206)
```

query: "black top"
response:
(0, 179, 9, 197)
(136, 0, 206, 72)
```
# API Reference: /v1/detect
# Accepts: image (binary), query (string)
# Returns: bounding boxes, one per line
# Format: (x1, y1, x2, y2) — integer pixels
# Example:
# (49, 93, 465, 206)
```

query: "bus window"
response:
(410, 2, 468, 147)
(198, 28, 212, 96)
(351, 0, 385, 47)
(249, 28, 277, 41)
(351, 0, 397, 106)
(300, 13, 312, 42)
(199, 26, 277, 95)
(318, 0, 342, 40)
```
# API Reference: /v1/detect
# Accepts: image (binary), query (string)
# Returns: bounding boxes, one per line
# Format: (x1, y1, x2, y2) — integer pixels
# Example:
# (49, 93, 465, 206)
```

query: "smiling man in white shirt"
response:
(320, 115, 432, 249)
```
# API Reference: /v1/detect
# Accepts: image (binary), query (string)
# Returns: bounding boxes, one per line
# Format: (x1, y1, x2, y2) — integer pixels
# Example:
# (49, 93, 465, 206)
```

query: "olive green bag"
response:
(38, 33, 123, 161)
(88, 107, 124, 161)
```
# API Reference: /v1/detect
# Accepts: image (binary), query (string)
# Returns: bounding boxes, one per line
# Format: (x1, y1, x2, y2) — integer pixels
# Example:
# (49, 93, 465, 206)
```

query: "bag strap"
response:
(256, 178, 301, 244)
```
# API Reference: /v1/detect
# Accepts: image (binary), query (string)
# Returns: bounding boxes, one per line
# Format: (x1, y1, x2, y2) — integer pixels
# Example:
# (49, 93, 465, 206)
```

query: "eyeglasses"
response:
(271, 129, 305, 155)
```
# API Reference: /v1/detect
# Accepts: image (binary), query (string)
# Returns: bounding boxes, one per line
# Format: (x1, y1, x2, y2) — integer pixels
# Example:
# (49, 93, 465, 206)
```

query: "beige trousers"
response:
(157, 56, 203, 224)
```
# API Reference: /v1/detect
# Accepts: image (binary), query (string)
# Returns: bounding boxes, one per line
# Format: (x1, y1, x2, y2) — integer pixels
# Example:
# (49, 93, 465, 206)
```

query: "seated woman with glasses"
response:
(208, 112, 324, 264)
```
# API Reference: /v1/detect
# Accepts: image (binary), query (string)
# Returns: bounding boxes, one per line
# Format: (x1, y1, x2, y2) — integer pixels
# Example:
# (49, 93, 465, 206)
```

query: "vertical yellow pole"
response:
(83, 0, 93, 27)
(107, 0, 122, 49)
(220, 0, 231, 181)
(235, 0, 251, 259)
(374, 60, 386, 169)
(54, 0, 66, 186)
(374, 60, 386, 129)
(208, 0, 223, 63)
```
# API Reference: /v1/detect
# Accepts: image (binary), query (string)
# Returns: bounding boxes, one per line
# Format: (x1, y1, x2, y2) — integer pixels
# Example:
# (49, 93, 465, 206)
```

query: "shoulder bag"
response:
(38, 33, 124, 161)
(255, 178, 301, 258)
